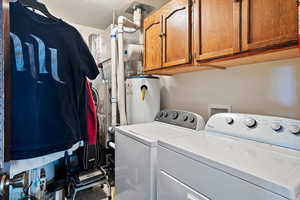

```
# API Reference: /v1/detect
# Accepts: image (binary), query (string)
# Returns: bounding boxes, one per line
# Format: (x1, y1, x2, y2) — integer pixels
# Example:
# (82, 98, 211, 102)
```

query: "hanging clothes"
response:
(86, 80, 97, 145)
(10, 2, 99, 160)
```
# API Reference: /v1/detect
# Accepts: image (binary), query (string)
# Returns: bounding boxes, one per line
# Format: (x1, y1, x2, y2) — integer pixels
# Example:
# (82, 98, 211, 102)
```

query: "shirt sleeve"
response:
(75, 30, 99, 80)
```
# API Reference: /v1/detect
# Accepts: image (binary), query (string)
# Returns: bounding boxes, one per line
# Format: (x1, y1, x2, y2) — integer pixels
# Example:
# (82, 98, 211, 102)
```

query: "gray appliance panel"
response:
(155, 110, 198, 130)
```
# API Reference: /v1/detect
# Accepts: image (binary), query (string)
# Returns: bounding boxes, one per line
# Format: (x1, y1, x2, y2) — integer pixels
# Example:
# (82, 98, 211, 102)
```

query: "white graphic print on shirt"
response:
(10, 32, 65, 84)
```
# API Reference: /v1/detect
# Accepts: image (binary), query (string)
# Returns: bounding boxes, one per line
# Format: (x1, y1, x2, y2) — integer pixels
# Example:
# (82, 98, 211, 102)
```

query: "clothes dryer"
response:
(157, 113, 300, 200)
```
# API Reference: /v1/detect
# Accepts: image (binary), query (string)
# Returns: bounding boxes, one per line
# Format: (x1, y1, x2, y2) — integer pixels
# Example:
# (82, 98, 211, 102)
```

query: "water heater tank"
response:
(126, 75, 160, 124)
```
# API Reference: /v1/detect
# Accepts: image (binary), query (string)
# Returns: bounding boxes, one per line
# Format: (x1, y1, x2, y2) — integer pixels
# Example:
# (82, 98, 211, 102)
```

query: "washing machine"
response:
(157, 113, 300, 200)
(115, 110, 205, 200)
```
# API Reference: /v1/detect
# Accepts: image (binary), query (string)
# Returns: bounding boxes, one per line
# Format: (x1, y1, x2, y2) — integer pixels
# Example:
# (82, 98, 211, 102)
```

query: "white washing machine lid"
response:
(116, 121, 201, 147)
(158, 132, 300, 200)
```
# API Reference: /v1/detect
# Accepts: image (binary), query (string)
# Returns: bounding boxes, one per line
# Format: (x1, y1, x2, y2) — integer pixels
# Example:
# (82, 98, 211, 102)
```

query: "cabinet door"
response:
(194, 0, 241, 61)
(242, 0, 298, 51)
(144, 15, 162, 71)
(162, 0, 192, 67)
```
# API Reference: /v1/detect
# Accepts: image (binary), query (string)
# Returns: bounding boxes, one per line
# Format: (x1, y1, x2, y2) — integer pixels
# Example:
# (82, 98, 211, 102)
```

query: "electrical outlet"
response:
(208, 104, 232, 117)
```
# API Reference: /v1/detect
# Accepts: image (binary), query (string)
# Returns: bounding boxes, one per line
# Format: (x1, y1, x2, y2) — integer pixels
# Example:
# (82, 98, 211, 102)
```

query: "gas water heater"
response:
(126, 75, 160, 124)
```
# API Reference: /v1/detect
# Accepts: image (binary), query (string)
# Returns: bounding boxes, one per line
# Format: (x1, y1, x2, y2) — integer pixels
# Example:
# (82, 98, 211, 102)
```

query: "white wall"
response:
(71, 23, 103, 44)
(40, 0, 169, 29)
(160, 58, 300, 121)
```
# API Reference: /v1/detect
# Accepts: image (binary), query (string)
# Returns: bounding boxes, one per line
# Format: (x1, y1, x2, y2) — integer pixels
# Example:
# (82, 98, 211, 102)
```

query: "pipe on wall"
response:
(116, 7, 142, 126)
(110, 26, 118, 127)
(117, 21, 128, 126)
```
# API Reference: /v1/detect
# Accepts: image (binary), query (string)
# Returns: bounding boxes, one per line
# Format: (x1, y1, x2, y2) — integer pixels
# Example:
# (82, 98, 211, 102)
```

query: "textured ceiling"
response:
(40, 0, 169, 29)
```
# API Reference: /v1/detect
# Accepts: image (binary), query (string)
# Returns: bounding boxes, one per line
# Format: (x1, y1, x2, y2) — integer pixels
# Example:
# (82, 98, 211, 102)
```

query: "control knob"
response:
(182, 115, 189, 122)
(243, 118, 257, 128)
(289, 125, 300, 135)
(159, 111, 164, 118)
(271, 122, 282, 132)
(225, 117, 234, 125)
(189, 116, 196, 123)
(164, 112, 169, 118)
(171, 112, 179, 120)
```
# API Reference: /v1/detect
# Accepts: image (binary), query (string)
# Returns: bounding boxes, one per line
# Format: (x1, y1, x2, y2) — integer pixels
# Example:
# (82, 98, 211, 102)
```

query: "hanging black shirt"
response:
(10, 2, 99, 160)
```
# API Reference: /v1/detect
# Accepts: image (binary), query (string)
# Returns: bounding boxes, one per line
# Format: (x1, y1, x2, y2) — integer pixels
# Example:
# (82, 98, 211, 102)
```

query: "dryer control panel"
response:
(206, 113, 300, 151)
(155, 110, 205, 131)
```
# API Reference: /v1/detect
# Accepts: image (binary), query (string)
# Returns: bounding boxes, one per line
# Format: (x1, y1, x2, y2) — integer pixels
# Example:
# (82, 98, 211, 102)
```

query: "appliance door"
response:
(158, 146, 287, 200)
(158, 170, 210, 200)
(115, 132, 157, 200)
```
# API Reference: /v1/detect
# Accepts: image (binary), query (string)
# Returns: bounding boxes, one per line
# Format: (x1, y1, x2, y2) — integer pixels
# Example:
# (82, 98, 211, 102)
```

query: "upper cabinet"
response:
(162, 0, 192, 67)
(143, 0, 192, 70)
(194, 0, 241, 61)
(143, 0, 299, 74)
(144, 13, 162, 71)
(241, 0, 298, 51)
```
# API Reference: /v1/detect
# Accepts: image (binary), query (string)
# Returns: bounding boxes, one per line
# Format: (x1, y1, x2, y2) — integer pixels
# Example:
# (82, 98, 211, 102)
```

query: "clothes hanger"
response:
(18, 0, 60, 22)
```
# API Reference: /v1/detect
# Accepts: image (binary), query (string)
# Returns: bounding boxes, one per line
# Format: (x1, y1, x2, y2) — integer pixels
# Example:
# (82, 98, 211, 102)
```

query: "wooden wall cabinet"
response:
(162, 0, 192, 67)
(241, 0, 298, 51)
(143, 0, 299, 75)
(143, 0, 192, 71)
(194, 0, 241, 61)
(144, 14, 162, 71)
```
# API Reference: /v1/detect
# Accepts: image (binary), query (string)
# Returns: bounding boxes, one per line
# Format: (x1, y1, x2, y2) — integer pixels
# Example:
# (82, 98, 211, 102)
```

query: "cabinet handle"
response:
(233, 0, 240, 2)
(159, 33, 166, 37)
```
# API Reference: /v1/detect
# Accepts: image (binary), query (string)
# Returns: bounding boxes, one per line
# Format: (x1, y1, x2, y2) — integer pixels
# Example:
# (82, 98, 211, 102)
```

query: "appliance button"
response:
(225, 117, 234, 125)
(164, 112, 169, 118)
(289, 125, 300, 135)
(182, 115, 189, 122)
(159, 111, 164, 118)
(271, 122, 282, 132)
(189, 116, 196, 123)
(243, 118, 257, 128)
(171, 112, 179, 120)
